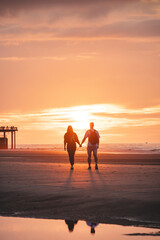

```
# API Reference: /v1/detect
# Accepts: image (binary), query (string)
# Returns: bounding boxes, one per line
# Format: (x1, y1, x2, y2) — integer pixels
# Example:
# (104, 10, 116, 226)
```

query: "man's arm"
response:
(97, 138, 100, 148)
(97, 131, 100, 148)
(81, 130, 89, 146)
(81, 136, 86, 146)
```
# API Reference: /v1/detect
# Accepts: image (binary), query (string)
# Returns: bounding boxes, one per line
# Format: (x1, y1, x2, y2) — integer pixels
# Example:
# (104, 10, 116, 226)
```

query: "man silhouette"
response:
(81, 122, 100, 170)
(86, 222, 99, 234)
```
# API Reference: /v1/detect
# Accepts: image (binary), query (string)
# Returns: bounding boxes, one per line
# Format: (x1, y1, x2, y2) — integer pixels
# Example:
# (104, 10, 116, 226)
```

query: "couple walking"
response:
(64, 122, 100, 170)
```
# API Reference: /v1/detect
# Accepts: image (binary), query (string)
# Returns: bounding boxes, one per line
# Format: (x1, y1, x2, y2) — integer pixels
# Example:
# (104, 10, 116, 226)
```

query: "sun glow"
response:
(1, 104, 160, 144)
(71, 110, 91, 129)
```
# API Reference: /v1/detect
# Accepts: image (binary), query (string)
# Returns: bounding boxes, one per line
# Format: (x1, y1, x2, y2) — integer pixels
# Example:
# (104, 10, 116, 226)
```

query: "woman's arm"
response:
(75, 133, 81, 146)
(64, 140, 67, 150)
(77, 138, 81, 146)
(81, 130, 88, 146)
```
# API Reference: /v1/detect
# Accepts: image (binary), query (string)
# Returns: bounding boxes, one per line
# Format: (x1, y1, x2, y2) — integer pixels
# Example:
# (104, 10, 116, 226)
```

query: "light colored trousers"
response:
(87, 145, 98, 164)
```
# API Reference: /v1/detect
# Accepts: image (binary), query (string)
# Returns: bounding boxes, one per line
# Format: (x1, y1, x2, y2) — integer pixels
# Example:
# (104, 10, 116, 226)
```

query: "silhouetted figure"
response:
(65, 219, 78, 232)
(86, 222, 99, 234)
(64, 125, 81, 170)
(81, 122, 100, 170)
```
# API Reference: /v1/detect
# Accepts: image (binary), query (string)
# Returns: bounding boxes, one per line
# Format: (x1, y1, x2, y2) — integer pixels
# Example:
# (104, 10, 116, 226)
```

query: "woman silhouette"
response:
(64, 126, 81, 170)
(65, 219, 78, 232)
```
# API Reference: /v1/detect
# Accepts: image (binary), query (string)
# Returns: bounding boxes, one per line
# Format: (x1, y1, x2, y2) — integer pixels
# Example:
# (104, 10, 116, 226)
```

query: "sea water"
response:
(16, 143, 160, 154)
(0, 216, 159, 240)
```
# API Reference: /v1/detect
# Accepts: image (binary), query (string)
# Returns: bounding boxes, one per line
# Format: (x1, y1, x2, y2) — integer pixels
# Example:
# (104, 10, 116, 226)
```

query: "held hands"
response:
(79, 144, 82, 147)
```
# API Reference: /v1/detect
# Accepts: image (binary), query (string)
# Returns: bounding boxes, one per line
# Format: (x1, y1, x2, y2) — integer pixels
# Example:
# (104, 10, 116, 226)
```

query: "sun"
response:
(71, 110, 90, 129)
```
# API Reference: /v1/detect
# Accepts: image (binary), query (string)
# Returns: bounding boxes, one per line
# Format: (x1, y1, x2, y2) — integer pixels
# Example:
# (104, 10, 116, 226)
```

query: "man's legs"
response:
(93, 147, 98, 169)
(87, 146, 92, 169)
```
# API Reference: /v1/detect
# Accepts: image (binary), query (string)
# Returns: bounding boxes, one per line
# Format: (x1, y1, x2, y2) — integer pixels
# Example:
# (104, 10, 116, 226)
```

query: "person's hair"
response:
(91, 228, 95, 234)
(67, 125, 74, 134)
(68, 226, 74, 232)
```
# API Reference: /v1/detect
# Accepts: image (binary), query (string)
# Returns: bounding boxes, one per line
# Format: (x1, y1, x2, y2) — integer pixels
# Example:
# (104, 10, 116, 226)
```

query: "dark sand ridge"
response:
(0, 150, 160, 228)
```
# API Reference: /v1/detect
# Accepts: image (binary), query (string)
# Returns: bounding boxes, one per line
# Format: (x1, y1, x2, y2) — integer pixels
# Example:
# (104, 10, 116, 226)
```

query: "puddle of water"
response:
(0, 216, 159, 240)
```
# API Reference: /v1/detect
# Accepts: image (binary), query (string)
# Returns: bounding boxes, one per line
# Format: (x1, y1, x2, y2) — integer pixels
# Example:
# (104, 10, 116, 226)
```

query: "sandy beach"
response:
(0, 150, 160, 228)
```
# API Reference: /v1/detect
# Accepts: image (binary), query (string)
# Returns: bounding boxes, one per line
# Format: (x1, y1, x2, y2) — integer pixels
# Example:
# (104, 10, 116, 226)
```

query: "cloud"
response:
(93, 106, 160, 118)
(0, 0, 159, 24)
(76, 52, 97, 60)
(1, 104, 160, 143)
(0, 57, 24, 61)
(0, 9, 160, 43)
(98, 19, 160, 38)
(0, 104, 160, 131)
(0, 56, 66, 61)
(0, 1, 137, 16)
(0, 0, 159, 45)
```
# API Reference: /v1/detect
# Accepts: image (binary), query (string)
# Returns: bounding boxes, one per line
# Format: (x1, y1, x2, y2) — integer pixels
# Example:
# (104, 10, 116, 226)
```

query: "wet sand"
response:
(0, 150, 160, 228)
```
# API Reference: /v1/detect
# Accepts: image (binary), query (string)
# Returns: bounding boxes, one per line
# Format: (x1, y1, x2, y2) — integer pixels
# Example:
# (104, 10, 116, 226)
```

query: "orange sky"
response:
(0, 0, 160, 143)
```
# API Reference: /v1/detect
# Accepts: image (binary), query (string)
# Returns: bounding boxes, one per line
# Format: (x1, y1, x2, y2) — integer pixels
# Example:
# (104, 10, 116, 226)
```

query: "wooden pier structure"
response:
(0, 126, 18, 149)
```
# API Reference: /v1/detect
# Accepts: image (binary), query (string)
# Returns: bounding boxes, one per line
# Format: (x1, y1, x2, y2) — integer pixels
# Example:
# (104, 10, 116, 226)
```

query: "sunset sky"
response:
(0, 0, 160, 144)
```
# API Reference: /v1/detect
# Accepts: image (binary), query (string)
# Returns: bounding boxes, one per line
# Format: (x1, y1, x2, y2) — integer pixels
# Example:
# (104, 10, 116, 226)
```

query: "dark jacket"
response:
(64, 132, 79, 151)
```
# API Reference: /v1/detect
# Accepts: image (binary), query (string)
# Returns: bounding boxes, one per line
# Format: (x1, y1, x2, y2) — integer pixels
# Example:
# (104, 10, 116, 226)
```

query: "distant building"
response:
(0, 126, 18, 149)
(0, 137, 8, 149)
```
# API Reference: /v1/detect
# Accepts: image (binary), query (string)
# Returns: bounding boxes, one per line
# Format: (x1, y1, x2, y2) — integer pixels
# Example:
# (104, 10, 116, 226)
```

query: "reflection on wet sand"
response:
(125, 231, 160, 236)
(64, 219, 99, 234)
(65, 220, 78, 232)
(0, 216, 160, 240)
(86, 222, 99, 234)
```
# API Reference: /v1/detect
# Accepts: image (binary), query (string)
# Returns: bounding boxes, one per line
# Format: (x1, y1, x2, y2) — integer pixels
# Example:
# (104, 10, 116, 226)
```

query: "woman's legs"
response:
(68, 148, 76, 168)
